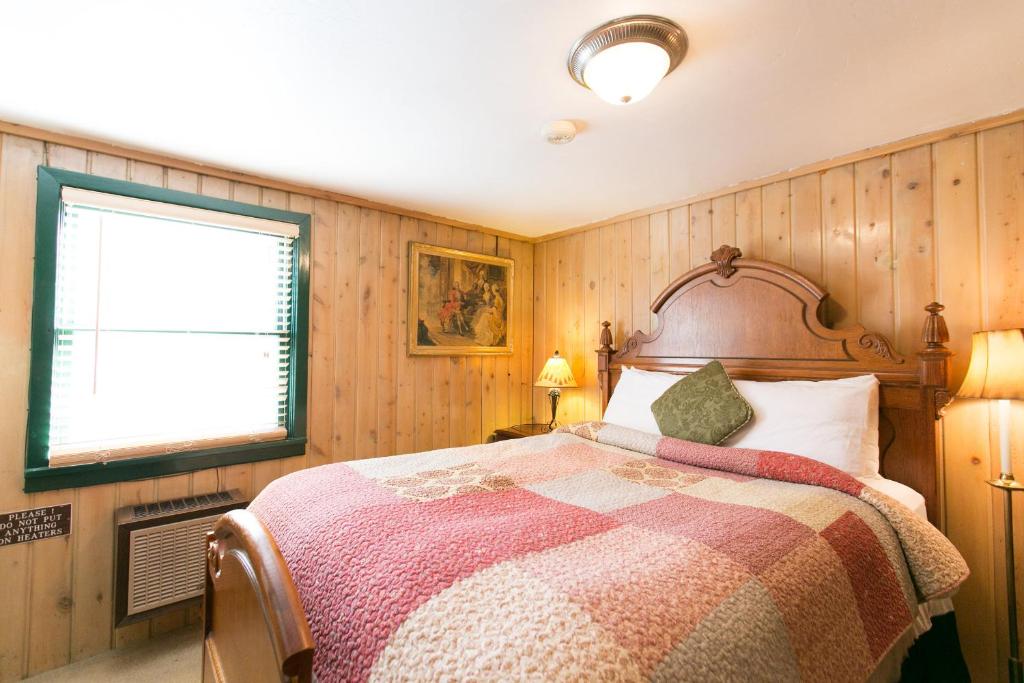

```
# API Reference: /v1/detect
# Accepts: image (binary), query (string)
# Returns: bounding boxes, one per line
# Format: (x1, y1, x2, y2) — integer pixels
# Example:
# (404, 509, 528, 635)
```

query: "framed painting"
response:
(408, 242, 514, 355)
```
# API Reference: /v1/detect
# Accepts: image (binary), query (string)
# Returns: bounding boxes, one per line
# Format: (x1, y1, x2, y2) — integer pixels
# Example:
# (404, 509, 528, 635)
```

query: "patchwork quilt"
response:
(249, 422, 968, 683)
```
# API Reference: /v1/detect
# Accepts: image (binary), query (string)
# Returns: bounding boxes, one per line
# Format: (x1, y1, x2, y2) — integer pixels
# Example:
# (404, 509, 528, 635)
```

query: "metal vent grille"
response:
(126, 514, 218, 616)
(131, 490, 235, 520)
(115, 488, 247, 625)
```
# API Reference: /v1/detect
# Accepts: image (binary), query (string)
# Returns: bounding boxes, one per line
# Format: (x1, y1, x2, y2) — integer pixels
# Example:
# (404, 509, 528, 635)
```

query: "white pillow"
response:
(602, 367, 681, 434)
(727, 375, 880, 476)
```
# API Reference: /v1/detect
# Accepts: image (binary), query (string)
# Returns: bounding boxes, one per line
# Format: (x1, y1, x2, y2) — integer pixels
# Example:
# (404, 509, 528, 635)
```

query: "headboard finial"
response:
(710, 244, 743, 278)
(922, 301, 950, 349)
(599, 321, 613, 352)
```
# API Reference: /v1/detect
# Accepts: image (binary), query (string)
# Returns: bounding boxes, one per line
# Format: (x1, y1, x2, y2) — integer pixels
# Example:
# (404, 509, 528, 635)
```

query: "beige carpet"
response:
(25, 624, 202, 683)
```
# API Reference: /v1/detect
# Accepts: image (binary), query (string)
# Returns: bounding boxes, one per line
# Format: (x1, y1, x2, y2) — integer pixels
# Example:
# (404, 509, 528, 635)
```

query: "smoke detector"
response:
(541, 120, 577, 145)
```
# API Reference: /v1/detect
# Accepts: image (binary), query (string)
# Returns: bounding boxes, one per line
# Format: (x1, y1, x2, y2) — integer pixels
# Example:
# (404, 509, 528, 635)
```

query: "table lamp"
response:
(958, 329, 1024, 683)
(535, 350, 577, 430)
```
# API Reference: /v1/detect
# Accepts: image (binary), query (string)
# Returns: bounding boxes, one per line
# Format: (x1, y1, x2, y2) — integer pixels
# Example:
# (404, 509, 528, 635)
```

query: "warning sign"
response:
(0, 504, 71, 546)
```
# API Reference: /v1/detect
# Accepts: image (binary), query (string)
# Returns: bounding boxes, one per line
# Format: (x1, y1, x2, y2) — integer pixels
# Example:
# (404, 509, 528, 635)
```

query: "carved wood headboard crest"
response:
(596, 245, 952, 526)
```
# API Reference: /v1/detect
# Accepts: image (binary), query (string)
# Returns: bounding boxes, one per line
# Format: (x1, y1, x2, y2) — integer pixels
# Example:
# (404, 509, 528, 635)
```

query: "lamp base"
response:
(547, 388, 561, 431)
(988, 473, 1024, 491)
(989, 472, 1024, 683)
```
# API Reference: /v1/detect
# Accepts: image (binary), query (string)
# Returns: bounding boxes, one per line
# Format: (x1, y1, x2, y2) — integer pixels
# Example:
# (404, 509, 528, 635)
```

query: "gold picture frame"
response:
(408, 242, 514, 356)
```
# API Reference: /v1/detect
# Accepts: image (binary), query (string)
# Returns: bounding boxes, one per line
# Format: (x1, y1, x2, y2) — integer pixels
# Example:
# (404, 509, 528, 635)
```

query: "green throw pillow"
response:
(650, 361, 753, 445)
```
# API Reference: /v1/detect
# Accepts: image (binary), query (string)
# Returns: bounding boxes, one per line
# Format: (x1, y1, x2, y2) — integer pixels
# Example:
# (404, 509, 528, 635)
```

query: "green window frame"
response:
(24, 167, 310, 492)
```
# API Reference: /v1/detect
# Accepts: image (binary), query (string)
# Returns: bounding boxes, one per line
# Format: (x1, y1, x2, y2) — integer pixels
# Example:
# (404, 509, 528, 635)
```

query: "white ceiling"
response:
(2, 1, 1023, 237)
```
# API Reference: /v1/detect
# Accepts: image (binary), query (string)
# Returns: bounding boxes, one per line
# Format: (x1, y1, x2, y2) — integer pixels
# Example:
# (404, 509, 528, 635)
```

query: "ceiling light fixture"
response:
(568, 15, 687, 106)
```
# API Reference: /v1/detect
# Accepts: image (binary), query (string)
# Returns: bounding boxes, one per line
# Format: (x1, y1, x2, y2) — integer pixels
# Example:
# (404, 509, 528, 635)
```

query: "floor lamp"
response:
(958, 329, 1024, 683)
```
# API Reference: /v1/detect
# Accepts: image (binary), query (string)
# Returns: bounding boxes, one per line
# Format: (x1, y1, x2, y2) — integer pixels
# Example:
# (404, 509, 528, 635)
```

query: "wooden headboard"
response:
(597, 245, 952, 527)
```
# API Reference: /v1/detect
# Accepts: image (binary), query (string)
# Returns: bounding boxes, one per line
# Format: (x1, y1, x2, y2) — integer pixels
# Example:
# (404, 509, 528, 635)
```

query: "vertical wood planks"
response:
(821, 164, 857, 327)
(668, 207, 689, 280)
(518, 239, 534, 422)
(980, 124, 1024, 330)
(761, 181, 790, 265)
(613, 221, 632, 344)
(0, 136, 46, 680)
(308, 199, 338, 467)
(532, 242, 547, 421)
(711, 194, 736, 248)
(333, 204, 361, 460)
(566, 233, 585, 422)
(790, 173, 823, 282)
(377, 213, 400, 457)
(934, 134, 994, 682)
(583, 228, 601, 420)
(648, 212, 669, 331)
(355, 210, 382, 457)
(630, 217, 651, 339)
(689, 201, 712, 269)
(26, 489, 73, 675)
(854, 156, 895, 340)
(892, 146, 936, 354)
(543, 233, 560, 423)
(3, 136, 54, 675)
(735, 188, 763, 260)
(69, 483, 115, 660)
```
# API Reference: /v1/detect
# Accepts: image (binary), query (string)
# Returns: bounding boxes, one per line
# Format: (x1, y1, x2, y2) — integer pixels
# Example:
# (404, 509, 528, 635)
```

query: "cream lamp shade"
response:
(957, 329, 1024, 400)
(535, 351, 578, 388)
(958, 328, 1024, 478)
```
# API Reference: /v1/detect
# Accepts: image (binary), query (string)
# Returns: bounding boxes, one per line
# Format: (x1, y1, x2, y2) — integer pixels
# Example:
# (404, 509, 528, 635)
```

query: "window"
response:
(25, 167, 309, 491)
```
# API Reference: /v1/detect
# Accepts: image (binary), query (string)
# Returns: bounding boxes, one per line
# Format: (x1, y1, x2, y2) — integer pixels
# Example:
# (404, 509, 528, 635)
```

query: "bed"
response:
(202, 245, 969, 683)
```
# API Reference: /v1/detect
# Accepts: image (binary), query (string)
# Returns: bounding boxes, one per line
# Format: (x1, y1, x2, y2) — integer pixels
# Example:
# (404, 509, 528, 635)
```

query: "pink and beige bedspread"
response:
(249, 421, 968, 683)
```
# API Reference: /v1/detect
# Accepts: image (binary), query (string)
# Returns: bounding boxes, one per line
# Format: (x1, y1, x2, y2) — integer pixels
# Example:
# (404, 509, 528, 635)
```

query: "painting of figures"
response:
(408, 242, 514, 355)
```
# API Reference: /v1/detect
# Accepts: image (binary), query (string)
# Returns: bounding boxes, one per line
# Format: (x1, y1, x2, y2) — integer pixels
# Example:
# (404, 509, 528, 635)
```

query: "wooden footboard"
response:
(203, 509, 314, 683)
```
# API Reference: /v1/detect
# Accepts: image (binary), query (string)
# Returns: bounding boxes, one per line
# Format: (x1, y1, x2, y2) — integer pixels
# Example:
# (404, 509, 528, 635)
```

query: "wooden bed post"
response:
(203, 510, 314, 683)
(598, 321, 614, 413)
(919, 301, 953, 418)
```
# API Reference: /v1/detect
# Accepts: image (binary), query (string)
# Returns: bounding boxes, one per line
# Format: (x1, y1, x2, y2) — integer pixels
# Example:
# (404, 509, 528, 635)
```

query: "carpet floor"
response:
(24, 624, 202, 683)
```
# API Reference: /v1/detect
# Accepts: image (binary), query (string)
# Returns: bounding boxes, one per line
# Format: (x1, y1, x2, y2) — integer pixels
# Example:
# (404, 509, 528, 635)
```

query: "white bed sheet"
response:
(856, 474, 927, 520)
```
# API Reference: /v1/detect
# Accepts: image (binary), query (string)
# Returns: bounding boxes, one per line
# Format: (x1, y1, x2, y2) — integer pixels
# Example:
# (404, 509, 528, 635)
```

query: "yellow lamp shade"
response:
(535, 351, 577, 388)
(957, 329, 1024, 399)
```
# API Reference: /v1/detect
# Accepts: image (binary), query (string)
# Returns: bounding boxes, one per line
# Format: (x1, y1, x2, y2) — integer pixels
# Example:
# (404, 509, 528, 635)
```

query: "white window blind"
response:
(47, 188, 298, 467)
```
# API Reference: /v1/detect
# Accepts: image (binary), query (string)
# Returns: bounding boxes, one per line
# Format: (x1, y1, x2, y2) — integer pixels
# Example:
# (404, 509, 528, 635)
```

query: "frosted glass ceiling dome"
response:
(568, 15, 688, 106)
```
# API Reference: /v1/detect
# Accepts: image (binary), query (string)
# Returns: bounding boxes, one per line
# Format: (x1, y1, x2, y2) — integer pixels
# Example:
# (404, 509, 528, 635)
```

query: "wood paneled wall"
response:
(2, 112, 1022, 682)
(533, 121, 1024, 682)
(0, 132, 533, 681)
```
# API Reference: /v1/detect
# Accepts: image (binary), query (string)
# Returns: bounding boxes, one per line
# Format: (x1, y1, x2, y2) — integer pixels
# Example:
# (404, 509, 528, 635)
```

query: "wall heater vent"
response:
(115, 488, 248, 626)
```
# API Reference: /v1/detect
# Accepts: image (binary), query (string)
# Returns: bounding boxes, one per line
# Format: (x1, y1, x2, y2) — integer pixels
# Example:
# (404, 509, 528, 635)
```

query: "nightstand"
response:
(490, 423, 552, 442)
